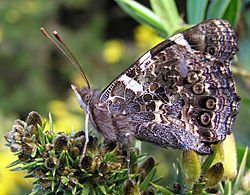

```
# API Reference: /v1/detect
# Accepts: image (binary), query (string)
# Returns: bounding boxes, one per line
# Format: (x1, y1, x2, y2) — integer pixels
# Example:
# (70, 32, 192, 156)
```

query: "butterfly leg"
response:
(125, 132, 132, 180)
(79, 106, 90, 164)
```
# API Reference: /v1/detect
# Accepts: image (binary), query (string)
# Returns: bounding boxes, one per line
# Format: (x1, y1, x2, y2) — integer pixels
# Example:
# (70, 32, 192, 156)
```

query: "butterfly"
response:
(42, 19, 240, 158)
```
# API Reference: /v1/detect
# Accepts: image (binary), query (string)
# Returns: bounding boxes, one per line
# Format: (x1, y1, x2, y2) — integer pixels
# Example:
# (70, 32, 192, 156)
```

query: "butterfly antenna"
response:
(40, 27, 90, 89)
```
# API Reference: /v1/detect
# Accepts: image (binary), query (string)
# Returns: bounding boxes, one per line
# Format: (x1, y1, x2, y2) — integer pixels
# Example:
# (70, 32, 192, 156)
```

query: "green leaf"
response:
(150, 0, 182, 35)
(5, 159, 20, 168)
(222, 0, 240, 28)
(237, 144, 250, 169)
(9, 167, 22, 171)
(48, 112, 53, 132)
(233, 146, 248, 192)
(139, 166, 156, 192)
(115, 0, 167, 36)
(150, 183, 173, 195)
(201, 146, 217, 173)
(224, 179, 232, 195)
(38, 124, 45, 146)
(206, 0, 231, 19)
(187, 0, 208, 24)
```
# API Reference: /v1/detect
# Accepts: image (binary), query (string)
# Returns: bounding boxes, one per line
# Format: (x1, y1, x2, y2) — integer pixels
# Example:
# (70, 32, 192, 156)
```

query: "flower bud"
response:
(4, 132, 14, 143)
(221, 133, 237, 180)
(182, 150, 201, 183)
(98, 161, 108, 173)
(141, 188, 155, 195)
(204, 162, 224, 187)
(53, 134, 68, 153)
(40, 179, 51, 191)
(13, 124, 25, 134)
(44, 143, 54, 152)
(45, 157, 60, 169)
(13, 119, 26, 129)
(26, 111, 42, 127)
(10, 143, 21, 152)
(124, 179, 140, 195)
(79, 156, 93, 171)
(95, 175, 109, 185)
(22, 143, 34, 156)
(241, 170, 250, 191)
(139, 156, 156, 179)
(18, 152, 30, 162)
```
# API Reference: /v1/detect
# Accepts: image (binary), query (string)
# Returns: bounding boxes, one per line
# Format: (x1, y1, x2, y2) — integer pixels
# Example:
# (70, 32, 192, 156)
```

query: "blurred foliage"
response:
(1, 0, 250, 194)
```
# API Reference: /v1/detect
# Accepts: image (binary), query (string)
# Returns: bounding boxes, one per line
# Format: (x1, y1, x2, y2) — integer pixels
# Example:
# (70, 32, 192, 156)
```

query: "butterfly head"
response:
(71, 84, 94, 111)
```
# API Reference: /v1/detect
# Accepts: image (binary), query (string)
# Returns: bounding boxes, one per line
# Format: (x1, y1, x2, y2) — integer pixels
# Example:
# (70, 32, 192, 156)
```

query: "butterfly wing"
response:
(99, 19, 240, 154)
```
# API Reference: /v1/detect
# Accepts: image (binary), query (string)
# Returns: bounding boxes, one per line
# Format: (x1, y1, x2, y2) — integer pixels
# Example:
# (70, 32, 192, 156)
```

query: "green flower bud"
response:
(58, 166, 72, 176)
(22, 143, 34, 156)
(108, 162, 122, 171)
(67, 177, 78, 190)
(13, 124, 25, 134)
(45, 157, 60, 169)
(70, 146, 81, 157)
(98, 161, 108, 173)
(204, 162, 224, 187)
(79, 156, 93, 171)
(182, 150, 201, 183)
(139, 156, 156, 179)
(221, 133, 237, 180)
(10, 143, 21, 152)
(40, 179, 51, 191)
(4, 132, 14, 143)
(124, 179, 140, 195)
(141, 188, 155, 195)
(44, 143, 54, 152)
(27, 124, 37, 135)
(34, 168, 45, 178)
(26, 111, 42, 127)
(87, 135, 98, 151)
(53, 134, 68, 153)
(95, 175, 109, 185)
(172, 182, 181, 194)
(241, 170, 250, 191)
(13, 132, 22, 141)
(18, 152, 30, 162)
(13, 119, 26, 129)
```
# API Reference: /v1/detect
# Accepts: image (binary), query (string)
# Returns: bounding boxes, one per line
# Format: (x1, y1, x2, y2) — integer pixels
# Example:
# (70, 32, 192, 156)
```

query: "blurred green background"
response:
(0, 0, 250, 194)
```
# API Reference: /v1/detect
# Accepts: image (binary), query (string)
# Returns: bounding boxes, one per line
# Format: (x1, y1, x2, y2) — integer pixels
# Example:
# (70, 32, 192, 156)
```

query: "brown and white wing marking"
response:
(98, 19, 240, 154)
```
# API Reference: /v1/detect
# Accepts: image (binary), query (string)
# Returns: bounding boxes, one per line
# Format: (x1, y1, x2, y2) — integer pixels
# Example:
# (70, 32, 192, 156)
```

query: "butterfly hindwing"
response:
(96, 19, 239, 154)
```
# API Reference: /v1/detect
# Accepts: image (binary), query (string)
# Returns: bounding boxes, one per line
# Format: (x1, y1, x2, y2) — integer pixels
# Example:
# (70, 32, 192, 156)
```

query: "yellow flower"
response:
(0, 146, 31, 194)
(134, 25, 163, 49)
(102, 39, 124, 64)
(47, 99, 83, 133)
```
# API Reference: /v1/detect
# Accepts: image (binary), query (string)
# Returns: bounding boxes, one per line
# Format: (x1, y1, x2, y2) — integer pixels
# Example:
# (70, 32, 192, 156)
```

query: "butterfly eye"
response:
(187, 71, 199, 84)
(84, 94, 90, 102)
(200, 112, 211, 126)
(192, 83, 204, 95)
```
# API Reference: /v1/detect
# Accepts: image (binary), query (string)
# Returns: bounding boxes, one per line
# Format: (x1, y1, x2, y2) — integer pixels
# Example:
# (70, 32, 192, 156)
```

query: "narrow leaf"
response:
(150, 0, 182, 35)
(187, 0, 208, 23)
(206, 0, 231, 19)
(115, 0, 167, 36)
(151, 183, 173, 195)
(38, 125, 45, 146)
(233, 146, 248, 192)
(5, 159, 20, 168)
(224, 179, 232, 195)
(222, 0, 240, 28)
(139, 166, 156, 192)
